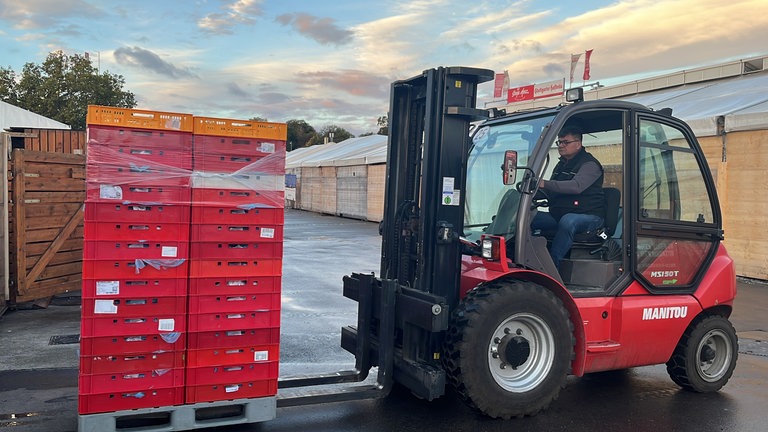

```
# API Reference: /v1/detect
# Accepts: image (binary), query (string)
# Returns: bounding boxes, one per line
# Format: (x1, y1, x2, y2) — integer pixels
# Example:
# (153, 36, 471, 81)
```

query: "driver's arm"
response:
(540, 161, 602, 194)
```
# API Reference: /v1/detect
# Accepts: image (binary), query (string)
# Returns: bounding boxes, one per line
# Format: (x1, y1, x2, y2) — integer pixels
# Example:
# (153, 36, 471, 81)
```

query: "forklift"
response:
(278, 66, 738, 419)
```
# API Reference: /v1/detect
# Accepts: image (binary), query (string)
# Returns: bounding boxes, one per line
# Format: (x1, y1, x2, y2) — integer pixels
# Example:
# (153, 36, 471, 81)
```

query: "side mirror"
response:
(502, 150, 518, 185)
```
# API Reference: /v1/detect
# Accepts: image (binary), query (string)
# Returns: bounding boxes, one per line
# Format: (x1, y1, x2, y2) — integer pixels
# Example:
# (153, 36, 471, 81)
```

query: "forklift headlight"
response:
(482, 237, 501, 261)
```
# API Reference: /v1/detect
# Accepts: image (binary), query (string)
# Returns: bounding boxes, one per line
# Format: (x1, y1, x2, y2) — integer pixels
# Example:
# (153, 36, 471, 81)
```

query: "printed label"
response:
(158, 319, 175, 331)
(94, 300, 118, 314)
(260, 227, 275, 238)
(96, 280, 120, 295)
(161, 246, 178, 257)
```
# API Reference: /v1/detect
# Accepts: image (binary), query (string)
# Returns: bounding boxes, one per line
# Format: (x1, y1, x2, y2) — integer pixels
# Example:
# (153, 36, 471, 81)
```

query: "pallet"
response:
(77, 396, 275, 432)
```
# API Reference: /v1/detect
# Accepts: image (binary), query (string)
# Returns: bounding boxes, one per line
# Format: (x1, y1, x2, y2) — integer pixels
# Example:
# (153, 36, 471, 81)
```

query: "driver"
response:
(532, 125, 605, 270)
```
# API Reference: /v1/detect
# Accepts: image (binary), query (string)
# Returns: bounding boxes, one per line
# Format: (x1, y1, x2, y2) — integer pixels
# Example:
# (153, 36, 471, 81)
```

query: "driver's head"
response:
(556, 125, 583, 160)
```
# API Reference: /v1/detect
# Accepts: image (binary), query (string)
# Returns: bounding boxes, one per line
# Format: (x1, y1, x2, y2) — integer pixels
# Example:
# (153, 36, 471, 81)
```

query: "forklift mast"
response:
(381, 66, 494, 307)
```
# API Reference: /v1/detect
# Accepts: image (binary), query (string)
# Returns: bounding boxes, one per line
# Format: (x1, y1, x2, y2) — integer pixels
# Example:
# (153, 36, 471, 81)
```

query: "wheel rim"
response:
(696, 328, 733, 382)
(487, 312, 555, 393)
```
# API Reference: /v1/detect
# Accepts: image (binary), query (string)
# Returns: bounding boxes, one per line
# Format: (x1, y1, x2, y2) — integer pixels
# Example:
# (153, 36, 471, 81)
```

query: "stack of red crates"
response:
(185, 117, 285, 403)
(80, 107, 194, 414)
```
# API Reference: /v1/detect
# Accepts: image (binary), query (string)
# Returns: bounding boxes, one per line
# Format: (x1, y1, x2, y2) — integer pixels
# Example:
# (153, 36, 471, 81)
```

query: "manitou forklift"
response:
(279, 66, 738, 419)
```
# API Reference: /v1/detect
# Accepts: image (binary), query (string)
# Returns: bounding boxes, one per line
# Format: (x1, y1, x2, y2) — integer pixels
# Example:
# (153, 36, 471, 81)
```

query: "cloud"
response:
(297, 69, 389, 99)
(0, 0, 103, 29)
(275, 13, 354, 46)
(198, 0, 264, 35)
(113, 46, 198, 79)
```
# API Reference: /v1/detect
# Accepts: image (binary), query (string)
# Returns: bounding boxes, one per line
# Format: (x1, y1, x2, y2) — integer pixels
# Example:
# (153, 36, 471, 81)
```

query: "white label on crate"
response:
(259, 142, 275, 153)
(94, 300, 118, 314)
(161, 246, 178, 257)
(254, 350, 269, 362)
(225, 384, 241, 393)
(99, 184, 123, 199)
(260, 227, 275, 239)
(96, 280, 120, 295)
(158, 319, 175, 332)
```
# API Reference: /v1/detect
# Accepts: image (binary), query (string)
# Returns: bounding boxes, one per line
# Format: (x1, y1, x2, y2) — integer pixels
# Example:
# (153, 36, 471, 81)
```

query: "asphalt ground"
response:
(0, 208, 766, 431)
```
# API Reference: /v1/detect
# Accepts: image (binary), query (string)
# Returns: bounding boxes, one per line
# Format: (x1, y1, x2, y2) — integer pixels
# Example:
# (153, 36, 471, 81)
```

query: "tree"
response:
(286, 119, 316, 151)
(318, 124, 353, 143)
(0, 51, 136, 130)
(377, 115, 388, 135)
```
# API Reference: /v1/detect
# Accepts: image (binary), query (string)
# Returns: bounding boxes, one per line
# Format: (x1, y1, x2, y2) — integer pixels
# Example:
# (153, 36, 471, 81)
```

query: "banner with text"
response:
(507, 78, 564, 103)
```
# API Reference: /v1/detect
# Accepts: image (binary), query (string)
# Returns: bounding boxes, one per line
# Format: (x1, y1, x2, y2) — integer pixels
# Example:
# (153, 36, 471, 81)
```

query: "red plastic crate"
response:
(193, 152, 274, 174)
(83, 240, 189, 260)
(188, 259, 282, 278)
(86, 183, 191, 205)
(189, 241, 282, 260)
(185, 379, 277, 404)
(87, 163, 192, 187)
(186, 361, 278, 387)
(82, 278, 188, 298)
(82, 296, 187, 319)
(88, 124, 193, 148)
(188, 276, 280, 296)
(79, 367, 185, 395)
(78, 385, 184, 415)
(186, 344, 279, 368)
(82, 259, 189, 280)
(193, 135, 286, 156)
(80, 333, 187, 356)
(80, 350, 186, 374)
(187, 328, 280, 350)
(87, 142, 193, 169)
(191, 187, 284, 208)
(85, 202, 191, 224)
(81, 314, 187, 338)
(191, 205, 282, 225)
(188, 293, 280, 314)
(187, 310, 280, 333)
(190, 224, 282, 243)
(85, 222, 190, 243)
(190, 172, 283, 192)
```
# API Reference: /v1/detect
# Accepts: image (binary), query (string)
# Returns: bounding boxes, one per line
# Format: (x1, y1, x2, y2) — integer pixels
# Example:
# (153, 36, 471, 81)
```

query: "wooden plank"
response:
(22, 202, 83, 218)
(36, 261, 83, 280)
(24, 213, 83, 229)
(17, 150, 85, 164)
(24, 239, 83, 255)
(24, 191, 86, 202)
(24, 226, 84, 243)
(14, 276, 81, 302)
(11, 149, 27, 298)
(26, 250, 83, 268)
(24, 177, 86, 193)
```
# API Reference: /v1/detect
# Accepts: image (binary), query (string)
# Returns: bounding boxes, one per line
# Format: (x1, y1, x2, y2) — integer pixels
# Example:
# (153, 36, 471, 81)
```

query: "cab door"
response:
(630, 113, 723, 294)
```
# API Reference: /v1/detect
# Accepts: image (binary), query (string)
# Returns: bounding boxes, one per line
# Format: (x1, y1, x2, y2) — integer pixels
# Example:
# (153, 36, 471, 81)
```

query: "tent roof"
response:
(286, 134, 387, 168)
(1, 100, 70, 130)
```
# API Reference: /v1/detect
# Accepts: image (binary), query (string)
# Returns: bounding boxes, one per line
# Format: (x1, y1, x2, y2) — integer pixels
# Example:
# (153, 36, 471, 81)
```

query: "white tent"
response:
(0, 100, 70, 130)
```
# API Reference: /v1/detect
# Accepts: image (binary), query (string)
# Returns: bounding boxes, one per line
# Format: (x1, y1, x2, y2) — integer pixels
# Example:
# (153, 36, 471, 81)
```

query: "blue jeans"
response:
(531, 212, 604, 269)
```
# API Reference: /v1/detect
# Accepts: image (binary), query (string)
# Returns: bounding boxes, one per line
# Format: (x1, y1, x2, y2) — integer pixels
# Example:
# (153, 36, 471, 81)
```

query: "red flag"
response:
(583, 49, 593, 81)
(569, 53, 581, 85)
(493, 73, 506, 98)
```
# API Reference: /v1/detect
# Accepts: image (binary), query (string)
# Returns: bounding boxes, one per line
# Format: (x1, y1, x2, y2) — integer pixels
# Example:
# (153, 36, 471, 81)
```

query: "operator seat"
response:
(570, 186, 622, 260)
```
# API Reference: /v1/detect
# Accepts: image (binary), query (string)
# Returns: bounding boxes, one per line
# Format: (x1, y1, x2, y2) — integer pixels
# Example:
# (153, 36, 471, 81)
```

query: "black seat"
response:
(571, 187, 622, 261)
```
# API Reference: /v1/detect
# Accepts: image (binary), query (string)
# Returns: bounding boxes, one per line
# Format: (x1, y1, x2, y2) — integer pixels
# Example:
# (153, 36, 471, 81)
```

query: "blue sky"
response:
(1, 0, 766, 134)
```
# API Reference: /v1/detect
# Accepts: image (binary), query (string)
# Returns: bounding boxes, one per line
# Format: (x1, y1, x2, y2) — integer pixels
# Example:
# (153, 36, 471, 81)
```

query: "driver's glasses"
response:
(556, 139, 580, 147)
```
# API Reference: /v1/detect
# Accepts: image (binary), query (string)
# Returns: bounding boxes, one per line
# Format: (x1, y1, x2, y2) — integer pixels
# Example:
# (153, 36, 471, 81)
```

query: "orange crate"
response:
(81, 296, 187, 319)
(188, 259, 282, 278)
(188, 276, 280, 296)
(80, 350, 186, 374)
(193, 116, 286, 140)
(190, 241, 282, 260)
(80, 333, 186, 356)
(185, 379, 277, 404)
(186, 362, 278, 386)
(187, 328, 280, 350)
(186, 344, 279, 368)
(82, 277, 188, 298)
(188, 292, 280, 314)
(78, 385, 184, 415)
(88, 125, 193, 150)
(80, 314, 187, 338)
(187, 310, 280, 333)
(79, 367, 185, 395)
(88, 105, 194, 132)
(191, 206, 282, 225)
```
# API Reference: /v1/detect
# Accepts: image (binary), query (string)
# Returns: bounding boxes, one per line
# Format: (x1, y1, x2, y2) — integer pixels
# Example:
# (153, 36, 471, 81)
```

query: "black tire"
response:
(666, 314, 738, 392)
(443, 280, 574, 419)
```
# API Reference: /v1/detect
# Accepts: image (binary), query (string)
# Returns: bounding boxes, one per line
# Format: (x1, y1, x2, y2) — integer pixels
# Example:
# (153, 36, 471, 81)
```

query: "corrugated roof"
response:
(1, 100, 70, 130)
(286, 134, 387, 168)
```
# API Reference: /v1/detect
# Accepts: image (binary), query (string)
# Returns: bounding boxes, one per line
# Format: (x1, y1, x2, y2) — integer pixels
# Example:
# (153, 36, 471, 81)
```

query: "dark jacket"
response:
(548, 148, 604, 221)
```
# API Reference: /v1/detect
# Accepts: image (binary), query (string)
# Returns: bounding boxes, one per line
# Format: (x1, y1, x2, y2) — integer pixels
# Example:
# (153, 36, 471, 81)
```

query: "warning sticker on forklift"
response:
(442, 177, 460, 206)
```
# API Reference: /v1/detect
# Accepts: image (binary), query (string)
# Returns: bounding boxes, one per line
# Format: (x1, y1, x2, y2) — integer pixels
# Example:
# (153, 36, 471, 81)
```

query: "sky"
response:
(1, 0, 767, 135)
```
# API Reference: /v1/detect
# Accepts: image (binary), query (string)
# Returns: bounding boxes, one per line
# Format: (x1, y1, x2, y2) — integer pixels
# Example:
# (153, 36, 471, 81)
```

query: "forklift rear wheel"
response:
(666, 314, 738, 392)
(443, 281, 574, 419)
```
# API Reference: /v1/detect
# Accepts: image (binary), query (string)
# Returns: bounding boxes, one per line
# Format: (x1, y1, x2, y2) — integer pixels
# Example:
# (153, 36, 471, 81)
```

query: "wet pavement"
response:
(0, 209, 766, 431)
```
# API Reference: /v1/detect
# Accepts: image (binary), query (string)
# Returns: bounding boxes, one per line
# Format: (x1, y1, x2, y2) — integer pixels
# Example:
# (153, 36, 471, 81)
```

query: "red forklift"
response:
(278, 66, 738, 419)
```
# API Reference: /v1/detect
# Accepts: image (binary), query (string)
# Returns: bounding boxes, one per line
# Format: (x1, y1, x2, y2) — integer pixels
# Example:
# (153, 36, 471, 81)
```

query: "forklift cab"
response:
(465, 99, 723, 297)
